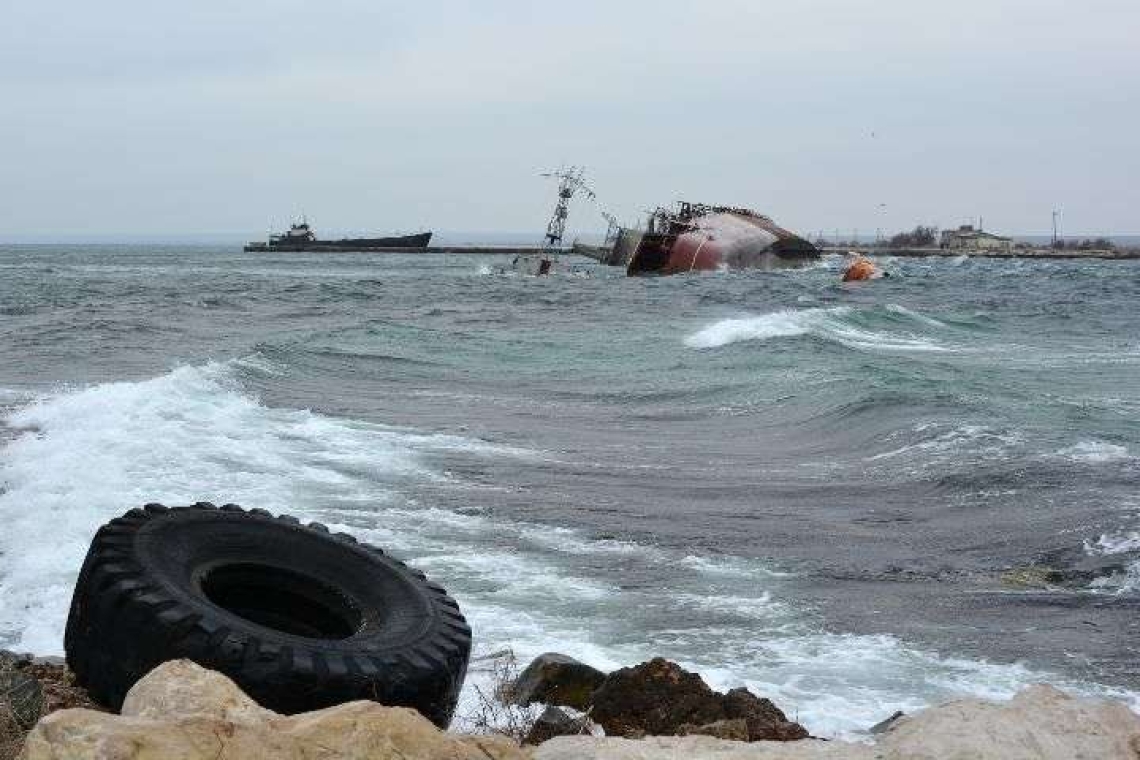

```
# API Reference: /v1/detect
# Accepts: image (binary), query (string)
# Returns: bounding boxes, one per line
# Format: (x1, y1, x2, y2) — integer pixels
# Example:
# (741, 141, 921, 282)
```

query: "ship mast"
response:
(540, 166, 595, 254)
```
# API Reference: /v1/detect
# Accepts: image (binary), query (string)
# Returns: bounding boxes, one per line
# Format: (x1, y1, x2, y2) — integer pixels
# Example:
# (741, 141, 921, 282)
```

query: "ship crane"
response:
(540, 166, 596, 253)
(512, 166, 596, 276)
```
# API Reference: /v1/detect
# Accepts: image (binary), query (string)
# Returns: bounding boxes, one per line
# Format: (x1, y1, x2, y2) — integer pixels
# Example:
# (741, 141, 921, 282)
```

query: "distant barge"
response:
(245, 220, 431, 252)
(584, 202, 820, 275)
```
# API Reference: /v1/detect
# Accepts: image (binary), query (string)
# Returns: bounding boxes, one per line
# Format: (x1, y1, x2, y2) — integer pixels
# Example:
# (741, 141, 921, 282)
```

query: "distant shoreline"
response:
(822, 246, 1140, 260)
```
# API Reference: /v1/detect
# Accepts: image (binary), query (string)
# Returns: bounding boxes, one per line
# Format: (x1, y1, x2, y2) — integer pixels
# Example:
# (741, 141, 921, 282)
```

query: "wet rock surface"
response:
(722, 688, 810, 742)
(523, 705, 589, 746)
(510, 653, 606, 711)
(590, 658, 807, 741)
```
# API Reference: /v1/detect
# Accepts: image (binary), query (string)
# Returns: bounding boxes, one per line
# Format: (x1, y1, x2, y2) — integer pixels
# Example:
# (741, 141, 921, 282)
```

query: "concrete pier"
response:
(820, 246, 1140, 260)
(243, 245, 569, 255)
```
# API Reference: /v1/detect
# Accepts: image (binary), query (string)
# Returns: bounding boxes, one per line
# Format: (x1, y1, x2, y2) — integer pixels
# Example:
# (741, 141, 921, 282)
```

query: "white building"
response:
(940, 225, 1013, 252)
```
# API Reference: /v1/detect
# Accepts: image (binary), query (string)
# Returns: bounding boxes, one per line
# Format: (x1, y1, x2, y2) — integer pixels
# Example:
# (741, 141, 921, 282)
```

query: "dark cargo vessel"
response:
(245, 220, 432, 252)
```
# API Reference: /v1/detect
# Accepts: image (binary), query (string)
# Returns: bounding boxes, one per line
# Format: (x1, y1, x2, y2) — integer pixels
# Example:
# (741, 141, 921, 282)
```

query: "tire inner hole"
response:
(199, 562, 363, 639)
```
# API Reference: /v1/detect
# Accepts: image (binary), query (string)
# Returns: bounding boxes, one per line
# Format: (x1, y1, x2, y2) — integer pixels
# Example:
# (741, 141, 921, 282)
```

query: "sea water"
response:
(1, 244, 1137, 736)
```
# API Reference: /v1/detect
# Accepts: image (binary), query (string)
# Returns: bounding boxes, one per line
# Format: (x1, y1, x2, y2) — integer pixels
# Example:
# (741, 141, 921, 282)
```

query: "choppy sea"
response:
(1, 242, 1138, 736)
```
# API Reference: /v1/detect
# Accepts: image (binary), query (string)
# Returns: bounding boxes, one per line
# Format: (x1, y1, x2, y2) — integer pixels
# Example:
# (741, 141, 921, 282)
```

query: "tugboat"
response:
(244, 219, 432, 252)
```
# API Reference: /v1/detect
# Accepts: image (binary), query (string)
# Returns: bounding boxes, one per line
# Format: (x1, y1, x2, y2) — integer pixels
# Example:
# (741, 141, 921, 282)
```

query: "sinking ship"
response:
(244, 220, 432, 252)
(584, 202, 818, 275)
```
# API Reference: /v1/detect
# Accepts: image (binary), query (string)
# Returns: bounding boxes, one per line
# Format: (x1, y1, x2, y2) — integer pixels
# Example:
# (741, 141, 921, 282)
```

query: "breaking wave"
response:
(1085, 530, 1140, 594)
(0, 360, 516, 655)
(685, 306, 951, 353)
(1, 359, 1136, 736)
(867, 424, 1024, 466)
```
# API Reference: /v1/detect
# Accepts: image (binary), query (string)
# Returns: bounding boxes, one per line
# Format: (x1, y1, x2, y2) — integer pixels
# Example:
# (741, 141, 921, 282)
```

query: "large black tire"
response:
(64, 503, 471, 728)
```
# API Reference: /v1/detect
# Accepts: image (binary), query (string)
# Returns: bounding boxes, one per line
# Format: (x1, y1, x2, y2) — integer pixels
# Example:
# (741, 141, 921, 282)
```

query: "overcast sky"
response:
(2, 0, 1137, 240)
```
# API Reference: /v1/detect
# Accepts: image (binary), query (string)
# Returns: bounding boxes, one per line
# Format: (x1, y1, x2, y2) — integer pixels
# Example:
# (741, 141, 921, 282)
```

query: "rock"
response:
(867, 709, 904, 734)
(20, 659, 100, 716)
(533, 735, 872, 759)
(0, 669, 43, 729)
(590, 659, 806, 742)
(722, 687, 808, 742)
(510, 653, 606, 711)
(878, 684, 1140, 759)
(1001, 565, 1068, 588)
(590, 658, 725, 738)
(23, 659, 527, 760)
(0, 650, 32, 670)
(524, 705, 589, 746)
(680, 718, 750, 741)
(536, 685, 1140, 759)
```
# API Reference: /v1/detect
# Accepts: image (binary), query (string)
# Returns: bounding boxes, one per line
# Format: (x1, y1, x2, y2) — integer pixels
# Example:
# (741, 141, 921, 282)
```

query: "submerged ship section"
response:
(600, 203, 819, 276)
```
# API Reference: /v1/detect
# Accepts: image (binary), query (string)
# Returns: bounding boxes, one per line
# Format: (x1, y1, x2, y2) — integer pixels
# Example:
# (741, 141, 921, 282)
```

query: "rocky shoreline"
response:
(5, 650, 1140, 759)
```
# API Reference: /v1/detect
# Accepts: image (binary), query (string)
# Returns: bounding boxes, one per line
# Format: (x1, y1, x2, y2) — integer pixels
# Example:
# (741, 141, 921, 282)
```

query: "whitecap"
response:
(1056, 441, 1132, 464)
(685, 308, 829, 348)
(1086, 532, 1140, 555)
(885, 303, 947, 328)
(868, 424, 1024, 463)
(1083, 531, 1140, 595)
(685, 306, 951, 353)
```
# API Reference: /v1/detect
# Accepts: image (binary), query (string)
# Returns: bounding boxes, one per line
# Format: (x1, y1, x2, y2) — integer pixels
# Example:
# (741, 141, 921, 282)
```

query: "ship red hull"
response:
(622, 208, 818, 276)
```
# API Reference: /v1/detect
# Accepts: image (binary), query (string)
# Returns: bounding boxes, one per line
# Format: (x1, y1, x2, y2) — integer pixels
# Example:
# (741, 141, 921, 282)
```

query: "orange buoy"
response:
(842, 255, 878, 282)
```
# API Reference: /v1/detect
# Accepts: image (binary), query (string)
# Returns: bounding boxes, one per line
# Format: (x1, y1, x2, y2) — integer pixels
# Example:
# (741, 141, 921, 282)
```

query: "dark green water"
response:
(0, 244, 1137, 734)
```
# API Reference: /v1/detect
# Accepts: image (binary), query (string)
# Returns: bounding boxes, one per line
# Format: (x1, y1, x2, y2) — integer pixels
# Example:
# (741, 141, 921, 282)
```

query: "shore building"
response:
(940, 225, 1014, 252)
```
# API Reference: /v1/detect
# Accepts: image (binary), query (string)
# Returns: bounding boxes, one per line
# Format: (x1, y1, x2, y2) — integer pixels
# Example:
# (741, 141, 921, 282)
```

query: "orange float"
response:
(842, 256, 878, 282)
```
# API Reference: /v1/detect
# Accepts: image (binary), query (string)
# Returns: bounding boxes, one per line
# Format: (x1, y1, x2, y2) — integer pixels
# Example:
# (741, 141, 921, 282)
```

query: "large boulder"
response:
(591, 658, 723, 737)
(589, 658, 806, 741)
(510, 653, 606, 711)
(22, 660, 526, 760)
(879, 684, 1140, 759)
